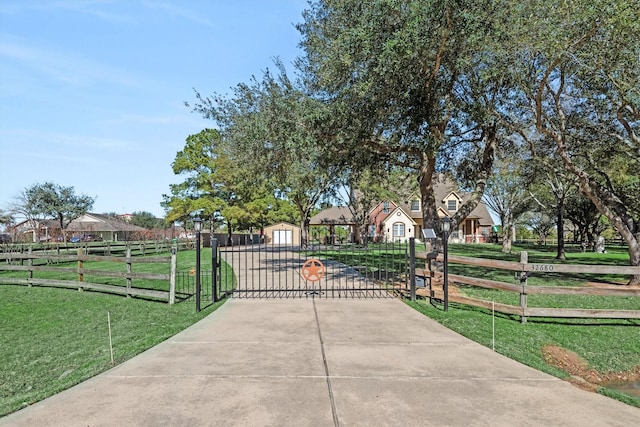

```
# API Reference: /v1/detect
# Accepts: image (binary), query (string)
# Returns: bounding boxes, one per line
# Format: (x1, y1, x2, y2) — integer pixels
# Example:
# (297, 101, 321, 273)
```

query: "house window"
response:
(410, 200, 420, 211)
(383, 201, 390, 213)
(447, 199, 457, 211)
(392, 222, 405, 237)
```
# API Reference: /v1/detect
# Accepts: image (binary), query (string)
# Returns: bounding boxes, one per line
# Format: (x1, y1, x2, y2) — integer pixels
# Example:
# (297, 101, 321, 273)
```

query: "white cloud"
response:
(140, 1, 215, 28)
(0, 39, 141, 88)
(3, 128, 138, 153)
(0, 1, 131, 23)
(97, 110, 210, 129)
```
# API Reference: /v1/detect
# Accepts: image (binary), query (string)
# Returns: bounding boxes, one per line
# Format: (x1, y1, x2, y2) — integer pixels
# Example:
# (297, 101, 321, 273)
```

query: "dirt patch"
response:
(542, 345, 640, 392)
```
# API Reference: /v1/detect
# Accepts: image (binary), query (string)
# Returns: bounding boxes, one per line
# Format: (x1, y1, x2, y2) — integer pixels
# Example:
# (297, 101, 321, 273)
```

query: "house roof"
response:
(400, 175, 494, 225)
(311, 174, 495, 228)
(264, 221, 300, 230)
(309, 206, 357, 225)
(16, 213, 147, 233)
(65, 213, 147, 232)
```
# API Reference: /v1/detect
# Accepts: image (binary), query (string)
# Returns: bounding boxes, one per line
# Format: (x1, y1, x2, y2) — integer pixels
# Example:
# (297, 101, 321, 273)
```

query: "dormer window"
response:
(410, 200, 420, 211)
(447, 199, 457, 211)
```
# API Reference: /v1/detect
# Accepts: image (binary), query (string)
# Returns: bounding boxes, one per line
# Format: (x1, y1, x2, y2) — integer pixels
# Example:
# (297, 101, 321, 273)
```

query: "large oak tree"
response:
(297, 0, 514, 236)
(190, 65, 339, 247)
(507, 0, 640, 284)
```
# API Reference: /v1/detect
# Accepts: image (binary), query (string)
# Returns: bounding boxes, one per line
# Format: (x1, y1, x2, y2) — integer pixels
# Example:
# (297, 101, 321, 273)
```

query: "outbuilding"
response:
(263, 222, 301, 246)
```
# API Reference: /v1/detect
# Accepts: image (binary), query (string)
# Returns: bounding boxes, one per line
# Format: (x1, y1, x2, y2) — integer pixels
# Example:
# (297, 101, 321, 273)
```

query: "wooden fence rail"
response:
(415, 250, 640, 322)
(0, 239, 192, 259)
(0, 248, 177, 303)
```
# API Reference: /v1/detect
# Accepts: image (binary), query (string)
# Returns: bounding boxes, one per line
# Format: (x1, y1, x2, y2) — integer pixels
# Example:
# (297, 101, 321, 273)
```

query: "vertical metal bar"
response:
(234, 241, 240, 298)
(196, 231, 201, 312)
(275, 241, 279, 298)
(375, 245, 380, 298)
(169, 246, 177, 305)
(443, 230, 449, 312)
(382, 241, 389, 290)
(270, 241, 275, 299)
(249, 239, 254, 298)
(284, 242, 288, 298)
(211, 238, 218, 302)
(303, 247, 308, 299)
(357, 245, 362, 298)
(239, 240, 244, 299)
(405, 244, 409, 296)
(409, 237, 416, 302)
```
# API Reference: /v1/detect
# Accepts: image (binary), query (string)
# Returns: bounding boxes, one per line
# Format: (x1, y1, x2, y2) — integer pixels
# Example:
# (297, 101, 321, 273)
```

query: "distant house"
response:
(371, 177, 494, 243)
(311, 175, 495, 244)
(13, 213, 148, 242)
(309, 206, 357, 244)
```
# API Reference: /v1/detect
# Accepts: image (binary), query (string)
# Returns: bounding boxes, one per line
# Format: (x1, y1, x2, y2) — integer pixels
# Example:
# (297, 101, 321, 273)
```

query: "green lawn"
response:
(313, 242, 640, 407)
(410, 242, 640, 407)
(0, 248, 229, 417)
(2, 243, 638, 413)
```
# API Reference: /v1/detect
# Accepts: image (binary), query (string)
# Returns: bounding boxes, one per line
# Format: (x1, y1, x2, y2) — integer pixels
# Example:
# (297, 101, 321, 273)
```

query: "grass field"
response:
(409, 242, 640, 407)
(0, 248, 228, 417)
(2, 242, 639, 414)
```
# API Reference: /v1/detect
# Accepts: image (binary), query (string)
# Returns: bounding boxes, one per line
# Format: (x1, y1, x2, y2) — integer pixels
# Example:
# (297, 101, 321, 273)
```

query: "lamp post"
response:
(194, 216, 202, 312)
(442, 217, 451, 312)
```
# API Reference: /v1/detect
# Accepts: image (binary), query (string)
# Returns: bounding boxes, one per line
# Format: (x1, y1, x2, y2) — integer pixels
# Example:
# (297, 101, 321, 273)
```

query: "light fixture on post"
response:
(194, 215, 202, 312)
(442, 217, 451, 312)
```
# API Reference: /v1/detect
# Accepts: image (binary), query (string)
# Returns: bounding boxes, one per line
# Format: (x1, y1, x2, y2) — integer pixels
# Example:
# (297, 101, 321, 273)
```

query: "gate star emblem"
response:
(301, 258, 325, 282)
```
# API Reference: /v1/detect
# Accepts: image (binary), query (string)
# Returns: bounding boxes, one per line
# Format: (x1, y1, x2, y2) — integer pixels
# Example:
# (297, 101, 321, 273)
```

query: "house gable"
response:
(442, 191, 463, 213)
(437, 207, 450, 218)
(380, 206, 417, 243)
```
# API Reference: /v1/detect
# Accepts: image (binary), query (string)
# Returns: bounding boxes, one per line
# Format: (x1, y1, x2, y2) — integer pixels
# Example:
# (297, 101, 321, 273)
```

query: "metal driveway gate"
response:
(216, 240, 409, 299)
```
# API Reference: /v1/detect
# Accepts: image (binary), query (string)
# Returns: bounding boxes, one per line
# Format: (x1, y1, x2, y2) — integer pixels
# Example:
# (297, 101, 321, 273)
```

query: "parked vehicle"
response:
(69, 234, 103, 243)
(83, 234, 103, 241)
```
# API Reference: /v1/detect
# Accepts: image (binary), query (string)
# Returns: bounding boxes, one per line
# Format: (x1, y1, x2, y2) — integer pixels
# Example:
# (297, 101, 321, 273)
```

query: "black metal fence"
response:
(174, 269, 214, 302)
(216, 241, 410, 299)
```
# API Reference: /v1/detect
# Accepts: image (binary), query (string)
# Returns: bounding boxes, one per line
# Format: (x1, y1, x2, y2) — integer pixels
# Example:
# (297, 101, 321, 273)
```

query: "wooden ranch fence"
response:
(414, 250, 640, 322)
(0, 247, 178, 304)
(0, 239, 192, 258)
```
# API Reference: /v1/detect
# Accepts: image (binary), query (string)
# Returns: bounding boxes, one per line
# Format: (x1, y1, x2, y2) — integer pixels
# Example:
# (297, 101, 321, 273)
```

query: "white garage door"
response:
(273, 230, 292, 245)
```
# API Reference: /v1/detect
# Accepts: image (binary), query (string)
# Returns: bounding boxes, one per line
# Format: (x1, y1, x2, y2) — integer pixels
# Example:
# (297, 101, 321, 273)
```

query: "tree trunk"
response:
(300, 217, 310, 249)
(556, 198, 566, 260)
(543, 121, 640, 285)
(502, 219, 513, 253)
(630, 232, 640, 287)
(418, 155, 443, 253)
(356, 222, 368, 247)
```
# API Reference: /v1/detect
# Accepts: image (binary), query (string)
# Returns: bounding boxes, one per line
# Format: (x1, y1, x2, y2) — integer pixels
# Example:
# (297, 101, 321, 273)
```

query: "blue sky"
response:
(0, 0, 306, 218)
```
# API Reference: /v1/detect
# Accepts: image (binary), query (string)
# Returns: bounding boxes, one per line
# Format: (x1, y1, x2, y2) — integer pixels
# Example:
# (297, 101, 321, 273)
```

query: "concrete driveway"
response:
(2, 298, 638, 426)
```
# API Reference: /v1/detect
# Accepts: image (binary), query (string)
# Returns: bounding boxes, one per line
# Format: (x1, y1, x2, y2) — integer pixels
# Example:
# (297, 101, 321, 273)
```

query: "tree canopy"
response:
(12, 182, 94, 241)
(179, 0, 639, 282)
(503, 0, 640, 282)
(190, 64, 340, 247)
(296, 0, 517, 234)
